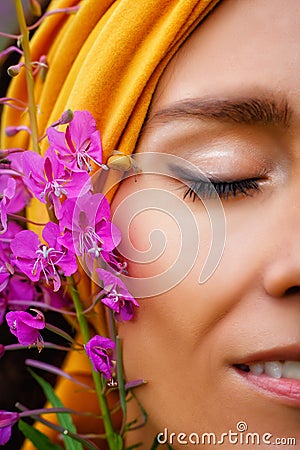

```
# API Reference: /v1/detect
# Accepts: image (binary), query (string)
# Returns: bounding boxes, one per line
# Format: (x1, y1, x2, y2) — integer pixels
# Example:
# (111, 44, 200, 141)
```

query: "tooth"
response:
(249, 363, 264, 375)
(264, 361, 282, 379)
(282, 361, 300, 380)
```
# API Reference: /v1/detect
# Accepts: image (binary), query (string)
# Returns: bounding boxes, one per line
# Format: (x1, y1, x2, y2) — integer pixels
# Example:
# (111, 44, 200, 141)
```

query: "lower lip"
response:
(234, 368, 300, 406)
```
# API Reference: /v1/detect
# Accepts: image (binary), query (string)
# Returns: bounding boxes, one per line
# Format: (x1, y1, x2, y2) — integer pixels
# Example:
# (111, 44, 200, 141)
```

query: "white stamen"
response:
(78, 226, 104, 258)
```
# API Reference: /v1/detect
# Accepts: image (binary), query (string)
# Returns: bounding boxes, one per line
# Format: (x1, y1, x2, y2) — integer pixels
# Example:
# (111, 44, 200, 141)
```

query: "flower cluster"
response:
(1, 108, 138, 335)
(0, 109, 139, 446)
(0, 3, 143, 449)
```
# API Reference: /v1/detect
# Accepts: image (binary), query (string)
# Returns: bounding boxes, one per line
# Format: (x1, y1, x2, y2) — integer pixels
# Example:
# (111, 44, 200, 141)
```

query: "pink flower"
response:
(97, 268, 139, 321)
(59, 193, 121, 271)
(85, 335, 115, 379)
(22, 148, 91, 219)
(6, 310, 45, 350)
(47, 110, 103, 172)
(0, 411, 19, 445)
(10, 222, 77, 291)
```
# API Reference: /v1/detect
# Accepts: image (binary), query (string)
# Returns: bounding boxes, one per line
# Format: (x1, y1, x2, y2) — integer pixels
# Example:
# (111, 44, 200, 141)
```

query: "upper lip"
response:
(232, 343, 300, 365)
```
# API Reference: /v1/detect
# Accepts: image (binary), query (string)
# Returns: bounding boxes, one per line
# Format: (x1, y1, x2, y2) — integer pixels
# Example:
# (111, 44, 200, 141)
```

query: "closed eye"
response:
(183, 178, 262, 201)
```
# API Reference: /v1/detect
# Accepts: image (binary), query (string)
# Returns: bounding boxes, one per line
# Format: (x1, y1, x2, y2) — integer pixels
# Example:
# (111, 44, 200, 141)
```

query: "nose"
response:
(264, 262, 300, 298)
(263, 197, 300, 298)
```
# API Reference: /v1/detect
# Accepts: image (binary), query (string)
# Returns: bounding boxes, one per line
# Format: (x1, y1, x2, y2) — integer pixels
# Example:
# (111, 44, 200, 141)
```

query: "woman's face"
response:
(112, 0, 300, 448)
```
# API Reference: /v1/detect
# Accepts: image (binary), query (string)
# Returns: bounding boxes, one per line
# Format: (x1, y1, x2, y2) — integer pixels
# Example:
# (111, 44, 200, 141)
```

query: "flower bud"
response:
(49, 109, 74, 128)
(107, 153, 133, 171)
(5, 127, 19, 137)
(5, 126, 31, 137)
(60, 109, 74, 125)
(7, 64, 21, 77)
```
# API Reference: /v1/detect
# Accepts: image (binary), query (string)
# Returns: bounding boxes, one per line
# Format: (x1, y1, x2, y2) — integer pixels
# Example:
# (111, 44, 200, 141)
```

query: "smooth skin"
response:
(112, 0, 300, 448)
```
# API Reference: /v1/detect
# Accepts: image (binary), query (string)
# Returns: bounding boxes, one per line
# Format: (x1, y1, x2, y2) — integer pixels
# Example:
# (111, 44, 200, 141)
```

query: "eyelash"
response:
(183, 178, 261, 201)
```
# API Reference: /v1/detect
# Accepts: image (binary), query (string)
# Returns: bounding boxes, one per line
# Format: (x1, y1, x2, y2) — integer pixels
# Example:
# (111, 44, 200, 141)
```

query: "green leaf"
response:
(18, 420, 62, 450)
(150, 437, 160, 450)
(29, 369, 84, 450)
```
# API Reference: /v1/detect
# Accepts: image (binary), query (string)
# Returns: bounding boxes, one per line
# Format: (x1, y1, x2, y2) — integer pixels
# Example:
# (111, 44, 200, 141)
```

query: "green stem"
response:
(14, 0, 40, 154)
(116, 336, 127, 435)
(45, 323, 76, 345)
(68, 277, 119, 450)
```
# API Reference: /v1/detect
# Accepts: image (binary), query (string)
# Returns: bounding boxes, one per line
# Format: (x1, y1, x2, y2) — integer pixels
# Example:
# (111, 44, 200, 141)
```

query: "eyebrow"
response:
(145, 96, 291, 129)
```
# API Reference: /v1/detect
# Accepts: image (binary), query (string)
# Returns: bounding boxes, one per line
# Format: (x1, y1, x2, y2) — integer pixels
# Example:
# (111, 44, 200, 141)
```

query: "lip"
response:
(232, 343, 300, 365)
(230, 344, 300, 407)
(234, 367, 300, 407)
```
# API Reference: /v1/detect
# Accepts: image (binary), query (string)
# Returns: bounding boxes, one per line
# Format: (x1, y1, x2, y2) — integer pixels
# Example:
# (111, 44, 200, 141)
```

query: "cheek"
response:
(122, 208, 182, 278)
(116, 195, 267, 369)
(111, 174, 216, 299)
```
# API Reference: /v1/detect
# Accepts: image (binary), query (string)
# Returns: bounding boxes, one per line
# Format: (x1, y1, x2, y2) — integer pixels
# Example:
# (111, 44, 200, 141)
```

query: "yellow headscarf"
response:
(1, 0, 220, 445)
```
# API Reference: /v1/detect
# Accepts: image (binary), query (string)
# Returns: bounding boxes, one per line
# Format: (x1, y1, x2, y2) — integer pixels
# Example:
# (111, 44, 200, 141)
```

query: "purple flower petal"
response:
(22, 148, 91, 220)
(67, 193, 120, 269)
(10, 230, 41, 281)
(85, 335, 115, 379)
(6, 177, 31, 213)
(48, 110, 103, 172)
(47, 126, 68, 154)
(42, 221, 61, 249)
(22, 151, 45, 198)
(6, 310, 45, 347)
(10, 230, 40, 260)
(97, 268, 139, 322)
(7, 276, 36, 309)
(0, 411, 19, 445)
(11, 225, 77, 290)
